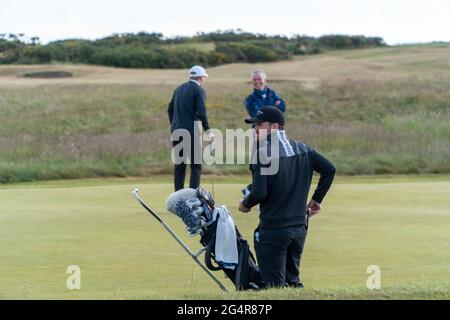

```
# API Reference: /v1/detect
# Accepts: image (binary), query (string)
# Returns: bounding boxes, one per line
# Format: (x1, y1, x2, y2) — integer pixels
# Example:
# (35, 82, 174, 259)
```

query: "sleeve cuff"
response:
(312, 193, 324, 204)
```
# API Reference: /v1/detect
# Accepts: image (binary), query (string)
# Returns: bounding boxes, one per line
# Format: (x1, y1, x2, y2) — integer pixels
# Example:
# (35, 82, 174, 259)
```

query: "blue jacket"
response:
(244, 87, 286, 117)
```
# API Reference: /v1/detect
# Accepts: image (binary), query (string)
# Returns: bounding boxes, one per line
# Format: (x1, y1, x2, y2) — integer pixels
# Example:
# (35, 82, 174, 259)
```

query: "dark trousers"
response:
(172, 136, 202, 191)
(254, 225, 307, 287)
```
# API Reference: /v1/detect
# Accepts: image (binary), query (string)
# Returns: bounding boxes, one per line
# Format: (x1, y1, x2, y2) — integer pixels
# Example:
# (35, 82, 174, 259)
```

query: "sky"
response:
(1, 0, 449, 45)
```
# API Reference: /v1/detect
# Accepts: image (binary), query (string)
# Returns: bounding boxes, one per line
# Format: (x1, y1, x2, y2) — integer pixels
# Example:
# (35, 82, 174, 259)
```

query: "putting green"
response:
(0, 175, 449, 299)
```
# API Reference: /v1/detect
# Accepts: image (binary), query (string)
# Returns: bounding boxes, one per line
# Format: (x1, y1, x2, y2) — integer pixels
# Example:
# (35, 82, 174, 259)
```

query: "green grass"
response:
(0, 45, 449, 182)
(0, 175, 449, 299)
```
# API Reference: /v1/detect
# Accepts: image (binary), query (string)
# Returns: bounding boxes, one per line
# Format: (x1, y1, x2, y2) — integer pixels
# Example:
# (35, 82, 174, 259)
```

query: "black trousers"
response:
(254, 225, 307, 287)
(172, 136, 202, 191)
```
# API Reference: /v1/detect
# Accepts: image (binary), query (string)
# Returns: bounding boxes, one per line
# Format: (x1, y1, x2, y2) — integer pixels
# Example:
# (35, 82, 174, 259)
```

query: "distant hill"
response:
(0, 44, 448, 183)
(0, 31, 385, 69)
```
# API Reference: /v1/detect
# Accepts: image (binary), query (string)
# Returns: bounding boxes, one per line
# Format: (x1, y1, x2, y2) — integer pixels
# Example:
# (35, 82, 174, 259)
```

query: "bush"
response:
(49, 40, 96, 63)
(163, 48, 211, 68)
(17, 45, 54, 63)
(215, 42, 280, 63)
(318, 35, 385, 49)
(90, 46, 159, 68)
(0, 32, 386, 68)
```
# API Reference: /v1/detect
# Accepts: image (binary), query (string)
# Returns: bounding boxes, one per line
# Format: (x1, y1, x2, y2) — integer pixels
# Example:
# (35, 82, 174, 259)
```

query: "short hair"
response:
(251, 69, 266, 80)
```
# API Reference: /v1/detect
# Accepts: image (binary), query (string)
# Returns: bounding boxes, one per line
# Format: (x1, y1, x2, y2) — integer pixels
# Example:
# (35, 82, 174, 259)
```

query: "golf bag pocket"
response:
(202, 222, 265, 291)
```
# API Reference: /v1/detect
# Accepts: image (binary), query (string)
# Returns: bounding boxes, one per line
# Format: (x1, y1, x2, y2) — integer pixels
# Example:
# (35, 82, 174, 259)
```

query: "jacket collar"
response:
(253, 86, 270, 96)
(189, 79, 201, 86)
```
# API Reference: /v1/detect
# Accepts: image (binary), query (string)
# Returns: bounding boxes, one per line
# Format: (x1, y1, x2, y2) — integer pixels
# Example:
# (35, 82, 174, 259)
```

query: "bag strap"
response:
(234, 239, 250, 291)
(204, 236, 222, 271)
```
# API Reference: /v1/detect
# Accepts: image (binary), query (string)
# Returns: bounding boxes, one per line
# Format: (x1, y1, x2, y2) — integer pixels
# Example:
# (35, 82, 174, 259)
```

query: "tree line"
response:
(0, 31, 385, 68)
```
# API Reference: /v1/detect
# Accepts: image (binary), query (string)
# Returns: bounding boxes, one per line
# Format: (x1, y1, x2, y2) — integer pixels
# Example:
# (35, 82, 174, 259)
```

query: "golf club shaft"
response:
(209, 143, 215, 199)
(132, 189, 228, 292)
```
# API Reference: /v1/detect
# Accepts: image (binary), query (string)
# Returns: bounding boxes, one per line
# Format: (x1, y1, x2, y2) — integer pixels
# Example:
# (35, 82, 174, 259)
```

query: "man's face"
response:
(255, 122, 278, 140)
(198, 76, 207, 85)
(252, 74, 265, 90)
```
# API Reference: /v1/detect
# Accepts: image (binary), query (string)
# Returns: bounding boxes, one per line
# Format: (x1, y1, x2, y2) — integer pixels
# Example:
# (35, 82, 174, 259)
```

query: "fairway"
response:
(0, 175, 449, 299)
(2, 2, 449, 306)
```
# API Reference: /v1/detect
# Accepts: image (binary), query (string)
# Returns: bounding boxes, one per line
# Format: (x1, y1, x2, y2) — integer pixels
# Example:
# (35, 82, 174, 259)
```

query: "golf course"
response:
(0, 44, 449, 299)
(0, 175, 449, 299)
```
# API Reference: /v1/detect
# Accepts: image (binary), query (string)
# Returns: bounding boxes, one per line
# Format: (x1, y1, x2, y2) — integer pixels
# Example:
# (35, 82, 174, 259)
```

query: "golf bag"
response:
(166, 187, 265, 291)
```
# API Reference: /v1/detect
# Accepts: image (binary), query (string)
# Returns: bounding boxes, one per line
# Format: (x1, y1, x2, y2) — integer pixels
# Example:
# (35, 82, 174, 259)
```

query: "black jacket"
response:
(242, 131, 336, 229)
(168, 81, 210, 133)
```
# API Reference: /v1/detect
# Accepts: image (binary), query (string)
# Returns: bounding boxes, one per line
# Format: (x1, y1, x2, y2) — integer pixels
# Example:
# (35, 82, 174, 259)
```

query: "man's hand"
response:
(207, 131, 215, 142)
(238, 200, 251, 213)
(307, 199, 321, 217)
(275, 100, 281, 107)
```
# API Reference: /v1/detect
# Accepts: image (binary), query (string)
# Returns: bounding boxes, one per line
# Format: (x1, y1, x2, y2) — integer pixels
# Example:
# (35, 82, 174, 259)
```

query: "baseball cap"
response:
(189, 65, 208, 78)
(245, 106, 285, 126)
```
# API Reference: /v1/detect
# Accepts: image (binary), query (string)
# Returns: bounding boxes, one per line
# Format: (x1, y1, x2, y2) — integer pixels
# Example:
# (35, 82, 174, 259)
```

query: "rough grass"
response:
(0, 175, 448, 299)
(0, 45, 449, 182)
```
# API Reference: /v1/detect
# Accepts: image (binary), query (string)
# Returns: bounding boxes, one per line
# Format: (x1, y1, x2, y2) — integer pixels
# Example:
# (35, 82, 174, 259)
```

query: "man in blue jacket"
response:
(242, 69, 286, 197)
(244, 69, 286, 117)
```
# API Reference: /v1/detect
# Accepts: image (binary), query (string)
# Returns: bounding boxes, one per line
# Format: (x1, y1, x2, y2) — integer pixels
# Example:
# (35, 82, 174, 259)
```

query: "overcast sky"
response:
(1, 0, 449, 45)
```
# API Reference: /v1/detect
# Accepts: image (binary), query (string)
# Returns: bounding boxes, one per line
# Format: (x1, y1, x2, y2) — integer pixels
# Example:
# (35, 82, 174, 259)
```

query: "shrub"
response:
(0, 32, 386, 68)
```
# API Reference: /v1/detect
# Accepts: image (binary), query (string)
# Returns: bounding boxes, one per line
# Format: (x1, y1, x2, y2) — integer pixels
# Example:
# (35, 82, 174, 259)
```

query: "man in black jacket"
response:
(238, 106, 336, 288)
(168, 65, 213, 191)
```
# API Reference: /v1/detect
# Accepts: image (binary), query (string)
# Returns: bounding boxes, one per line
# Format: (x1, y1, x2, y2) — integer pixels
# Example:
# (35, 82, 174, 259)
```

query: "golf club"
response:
(209, 142, 215, 199)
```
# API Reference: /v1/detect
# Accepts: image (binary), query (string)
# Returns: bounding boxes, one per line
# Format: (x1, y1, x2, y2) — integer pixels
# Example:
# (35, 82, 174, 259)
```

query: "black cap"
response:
(245, 106, 285, 126)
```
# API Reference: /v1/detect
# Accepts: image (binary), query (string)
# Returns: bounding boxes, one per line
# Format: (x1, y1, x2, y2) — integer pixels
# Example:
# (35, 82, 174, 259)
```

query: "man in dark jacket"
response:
(168, 65, 213, 191)
(244, 69, 286, 117)
(238, 106, 336, 288)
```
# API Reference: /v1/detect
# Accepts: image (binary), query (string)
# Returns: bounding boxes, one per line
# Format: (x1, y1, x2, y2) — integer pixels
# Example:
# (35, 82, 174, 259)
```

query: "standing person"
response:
(242, 69, 287, 196)
(238, 106, 336, 288)
(168, 65, 213, 191)
(244, 69, 286, 117)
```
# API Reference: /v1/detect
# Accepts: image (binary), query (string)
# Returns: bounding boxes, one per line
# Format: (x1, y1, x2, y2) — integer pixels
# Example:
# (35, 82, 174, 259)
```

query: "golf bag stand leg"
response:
(131, 188, 228, 292)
